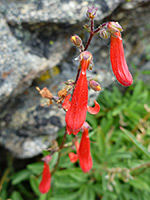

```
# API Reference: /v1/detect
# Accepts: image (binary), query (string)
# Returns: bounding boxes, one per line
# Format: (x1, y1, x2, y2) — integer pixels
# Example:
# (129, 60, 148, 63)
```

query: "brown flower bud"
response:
(36, 87, 52, 99)
(89, 79, 101, 91)
(70, 35, 83, 47)
(58, 88, 68, 98)
(99, 29, 110, 39)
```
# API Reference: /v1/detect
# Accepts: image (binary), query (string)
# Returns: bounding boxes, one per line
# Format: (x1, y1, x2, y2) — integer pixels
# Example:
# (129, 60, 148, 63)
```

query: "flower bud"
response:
(36, 87, 52, 99)
(70, 35, 83, 47)
(83, 24, 91, 32)
(89, 79, 101, 91)
(42, 155, 51, 164)
(99, 29, 110, 39)
(58, 88, 67, 98)
(107, 22, 123, 34)
(86, 6, 98, 19)
(64, 79, 75, 85)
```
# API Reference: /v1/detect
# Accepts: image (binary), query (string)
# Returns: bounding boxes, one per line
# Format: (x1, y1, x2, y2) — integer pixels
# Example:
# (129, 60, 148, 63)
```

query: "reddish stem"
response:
(75, 65, 81, 84)
(94, 27, 100, 34)
(51, 131, 67, 175)
(75, 19, 95, 83)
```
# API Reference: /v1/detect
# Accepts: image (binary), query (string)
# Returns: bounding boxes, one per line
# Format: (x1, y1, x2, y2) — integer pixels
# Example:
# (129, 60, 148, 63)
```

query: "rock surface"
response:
(0, 0, 150, 158)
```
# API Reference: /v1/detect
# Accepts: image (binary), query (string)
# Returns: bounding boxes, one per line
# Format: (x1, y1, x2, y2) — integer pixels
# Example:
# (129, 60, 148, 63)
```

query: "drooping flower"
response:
(65, 52, 91, 135)
(110, 30, 133, 86)
(63, 51, 100, 135)
(68, 127, 93, 173)
(78, 128, 93, 173)
(39, 156, 51, 194)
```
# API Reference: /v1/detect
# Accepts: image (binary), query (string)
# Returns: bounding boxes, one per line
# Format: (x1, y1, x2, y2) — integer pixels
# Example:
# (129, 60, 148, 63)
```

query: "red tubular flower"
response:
(69, 141, 79, 163)
(39, 161, 51, 194)
(65, 51, 93, 135)
(78, 128, 93, 173)
(68, 127, 93, 173)
(63, 51, 100, 135)
(110, 31, 133, 86)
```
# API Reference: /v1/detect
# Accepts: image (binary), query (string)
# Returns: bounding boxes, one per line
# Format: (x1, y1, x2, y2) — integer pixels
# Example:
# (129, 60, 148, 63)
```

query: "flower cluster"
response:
(37, 6, 133, 194)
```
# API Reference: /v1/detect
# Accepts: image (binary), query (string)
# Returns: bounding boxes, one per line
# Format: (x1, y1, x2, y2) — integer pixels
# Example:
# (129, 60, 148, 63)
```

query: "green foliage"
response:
(1, 80, 150, 200)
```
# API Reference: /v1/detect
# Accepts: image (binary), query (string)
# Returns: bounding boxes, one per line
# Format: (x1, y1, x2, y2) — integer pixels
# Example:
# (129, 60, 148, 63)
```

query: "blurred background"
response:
(0, 0, 150, 199)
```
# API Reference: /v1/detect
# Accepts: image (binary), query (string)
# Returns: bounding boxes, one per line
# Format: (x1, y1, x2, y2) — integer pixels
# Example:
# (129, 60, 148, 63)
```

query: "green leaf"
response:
(112, 104, 126, 116)
(0, 188, 7, 200)
(86, 112, 97, 129)
(129, 177, 150, 191)
(130, 81, 143, 101)
(39, 193, 49, 200)
(54, 168, 88, 189)
(39, 188, 51, 200)
(27, 162, 43, 174)
(54, 177, 82, 189)
(121, 127, 150, 159)
(17, 183, 33, 198)
(51, 189, 81, 200)
(69, 173, 87, 183)
(29, 175, 41, 196)
(11, 169, 31, 185)
(106, 151, 132, 161)
(96, 126, 105, 155)
(142, 70, 150, 75)
(80, 186, 96, 200)
(10, 191, 23, 200)
(50, 152, 59, 169)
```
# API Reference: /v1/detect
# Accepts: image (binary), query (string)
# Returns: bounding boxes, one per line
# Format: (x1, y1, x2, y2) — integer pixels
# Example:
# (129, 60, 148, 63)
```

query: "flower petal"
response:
(39, 162, 51, 194)
(78, 128, 93, 173)
(75, 141, 80, 153)
(62, 94, 71, 110)
(69, 152, 79, 163)
(87, 100, 100, 115)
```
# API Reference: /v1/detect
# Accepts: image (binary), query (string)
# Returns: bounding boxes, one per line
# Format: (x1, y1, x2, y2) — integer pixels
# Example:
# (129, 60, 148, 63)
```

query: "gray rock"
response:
(1, 0, 122, 24)
(0, 86, 65, 158)
(0, 14, 47, 109)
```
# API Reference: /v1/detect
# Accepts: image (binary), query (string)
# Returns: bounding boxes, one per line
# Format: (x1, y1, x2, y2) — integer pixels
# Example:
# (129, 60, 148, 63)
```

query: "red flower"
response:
(39, 159, 51, 194)
(63, 51, 100, 135)
(69, 128, 93, 173)
(78, 128, 93, 173)
(69, 141, 79, 163)
(110, 31, 133, 86)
